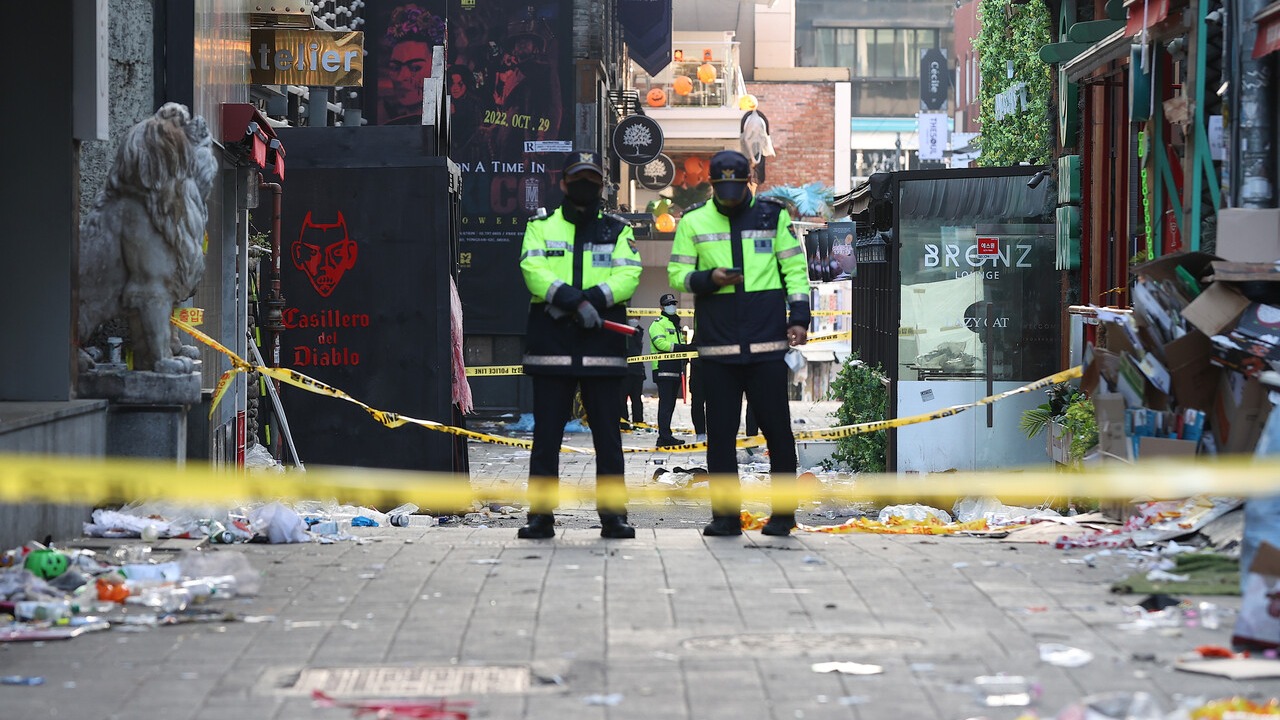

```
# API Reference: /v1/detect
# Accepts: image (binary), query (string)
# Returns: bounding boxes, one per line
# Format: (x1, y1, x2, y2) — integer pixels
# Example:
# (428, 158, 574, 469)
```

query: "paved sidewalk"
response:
(1, 527, 1271, 720)
(3, 398, 1277, 719)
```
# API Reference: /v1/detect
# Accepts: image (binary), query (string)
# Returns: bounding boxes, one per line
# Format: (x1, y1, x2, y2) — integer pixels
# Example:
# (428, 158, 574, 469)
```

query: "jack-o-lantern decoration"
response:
(673, 76, 694, 96)
(654, 213, 676, 233)
(738, 94, 758, 111)
(697, 63, 717, 84)
(646, 87, 667, 107)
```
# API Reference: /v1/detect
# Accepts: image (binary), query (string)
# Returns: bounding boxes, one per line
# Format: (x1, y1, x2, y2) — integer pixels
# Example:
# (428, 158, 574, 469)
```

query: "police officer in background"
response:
(649, 293, 687, 447)
(667, 150, 810, 537)
(518, 151, 643, 539)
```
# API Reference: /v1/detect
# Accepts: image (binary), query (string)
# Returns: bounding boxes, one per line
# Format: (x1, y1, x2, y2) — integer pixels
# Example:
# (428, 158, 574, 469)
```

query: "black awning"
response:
(619, 0, 672, 77)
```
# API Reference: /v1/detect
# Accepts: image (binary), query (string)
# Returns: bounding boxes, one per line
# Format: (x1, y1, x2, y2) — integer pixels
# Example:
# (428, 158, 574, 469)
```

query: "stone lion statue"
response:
(79, 102, 217, 374)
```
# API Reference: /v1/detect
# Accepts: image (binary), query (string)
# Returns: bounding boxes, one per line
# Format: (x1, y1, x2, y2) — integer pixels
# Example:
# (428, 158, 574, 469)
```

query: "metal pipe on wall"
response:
(1233, 0, 1277, 208)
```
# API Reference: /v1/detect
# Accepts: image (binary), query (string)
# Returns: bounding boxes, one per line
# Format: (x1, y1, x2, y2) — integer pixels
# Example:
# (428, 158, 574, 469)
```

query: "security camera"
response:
(1027, 170, 1048, 189)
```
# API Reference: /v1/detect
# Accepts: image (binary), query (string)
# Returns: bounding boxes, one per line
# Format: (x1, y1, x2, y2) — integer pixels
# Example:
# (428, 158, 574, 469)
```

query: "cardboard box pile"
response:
(1085, 252, 1275, 461)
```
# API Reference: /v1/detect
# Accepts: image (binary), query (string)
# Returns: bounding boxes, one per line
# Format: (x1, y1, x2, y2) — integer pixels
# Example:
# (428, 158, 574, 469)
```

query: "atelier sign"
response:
(250, 30, 364, 87)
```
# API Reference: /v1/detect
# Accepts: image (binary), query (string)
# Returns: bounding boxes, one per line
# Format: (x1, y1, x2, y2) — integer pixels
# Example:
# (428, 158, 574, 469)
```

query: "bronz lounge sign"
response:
(250, 30, 364, 87)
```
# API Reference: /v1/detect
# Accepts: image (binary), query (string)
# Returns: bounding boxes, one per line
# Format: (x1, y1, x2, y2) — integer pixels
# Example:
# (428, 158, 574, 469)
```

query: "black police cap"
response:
(563, 151, 604, 177)
(660, 293, 677, 306)
(709, 150, 751, 183)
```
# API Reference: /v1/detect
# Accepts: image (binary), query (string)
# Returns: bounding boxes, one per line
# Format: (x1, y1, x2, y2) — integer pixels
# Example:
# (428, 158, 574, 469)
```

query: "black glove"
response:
(583, 285, 609, 311)
(550, 283, 586, 312)
(575, 300, 602, 329)
(673, 343, 694, 353)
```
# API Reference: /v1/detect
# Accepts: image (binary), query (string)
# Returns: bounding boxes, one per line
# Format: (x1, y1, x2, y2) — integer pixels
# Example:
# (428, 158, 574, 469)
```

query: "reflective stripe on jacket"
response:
(520, 207, 642, 376)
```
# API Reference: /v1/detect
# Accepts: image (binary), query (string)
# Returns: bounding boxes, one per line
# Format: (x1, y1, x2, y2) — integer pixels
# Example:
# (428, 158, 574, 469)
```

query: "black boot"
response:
(702, 514, 742, 537)
(600, 514, 636, 539)
(517, 513, 555, 539)
(761, 513, 796, 537)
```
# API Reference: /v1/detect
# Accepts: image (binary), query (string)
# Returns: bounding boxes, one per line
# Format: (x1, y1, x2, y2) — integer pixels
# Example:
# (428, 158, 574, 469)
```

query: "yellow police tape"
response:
(176, 317, 1083, 457)
(464, 366, 525, 377)
(3, 450, 1279, 509)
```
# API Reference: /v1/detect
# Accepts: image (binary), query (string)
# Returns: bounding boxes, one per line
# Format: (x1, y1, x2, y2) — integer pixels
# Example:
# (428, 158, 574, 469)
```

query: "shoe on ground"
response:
(600, 514, 636, 539)
(703, 515, 743, 536)
(656, 437, 681, 448)
(761, 513, 796, 537)
(517, 513, 555, 539)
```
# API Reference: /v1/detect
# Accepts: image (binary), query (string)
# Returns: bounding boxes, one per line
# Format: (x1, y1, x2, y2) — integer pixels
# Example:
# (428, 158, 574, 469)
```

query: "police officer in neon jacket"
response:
(666, 150, 810, 537)
(518, 151, 643, 539)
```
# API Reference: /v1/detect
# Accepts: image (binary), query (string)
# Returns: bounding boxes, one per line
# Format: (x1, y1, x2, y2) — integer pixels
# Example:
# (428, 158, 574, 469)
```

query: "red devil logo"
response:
(292, 212, 357, 297)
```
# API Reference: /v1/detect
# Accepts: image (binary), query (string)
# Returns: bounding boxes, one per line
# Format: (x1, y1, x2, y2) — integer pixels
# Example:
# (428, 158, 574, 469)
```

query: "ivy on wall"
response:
(974, 0, 1053, 166)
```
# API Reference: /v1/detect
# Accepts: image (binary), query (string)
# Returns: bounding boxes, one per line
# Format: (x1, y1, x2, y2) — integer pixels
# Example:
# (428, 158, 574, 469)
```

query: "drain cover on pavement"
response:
(282, 666, 530, 697)
(681, 633, 923, 655)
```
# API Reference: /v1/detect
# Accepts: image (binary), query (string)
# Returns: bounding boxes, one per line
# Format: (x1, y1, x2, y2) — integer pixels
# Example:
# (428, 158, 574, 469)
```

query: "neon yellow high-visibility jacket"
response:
(649, 312, 683, 378)
(667, 194, 810, 363)
(520, 204, 643, 376)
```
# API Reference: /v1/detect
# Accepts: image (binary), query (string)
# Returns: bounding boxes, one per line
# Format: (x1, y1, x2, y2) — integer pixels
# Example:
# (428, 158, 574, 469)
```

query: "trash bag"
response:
(878, 504, 952, 524)
(248, 501, 311, 544)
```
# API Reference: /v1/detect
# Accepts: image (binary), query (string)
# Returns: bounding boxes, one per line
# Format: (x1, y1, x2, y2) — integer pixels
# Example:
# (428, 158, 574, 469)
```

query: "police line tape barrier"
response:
(628, 307, 848, 318)
(174, 317, 1074, 459)
(174, 318, 587, 455)
(4, 450, 1280, 509)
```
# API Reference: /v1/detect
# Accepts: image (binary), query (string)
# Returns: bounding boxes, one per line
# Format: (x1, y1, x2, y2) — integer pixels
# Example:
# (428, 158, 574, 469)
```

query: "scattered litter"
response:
(801, 556, 825, 565)
(350, 516, 378, 527)
(837, 696, 870, 706)
(1038, 643, 1093, 667)
(811, 662, 883, 675)
(471, 559, 501, 565)
(582, 693, 624, 706)
(1144, 569, 1189, 583)
(1175, 652, 1280, 678)
(878, 504, 952, 524)
(1, 676, 44, 686)
(971, 675, 1038, 707)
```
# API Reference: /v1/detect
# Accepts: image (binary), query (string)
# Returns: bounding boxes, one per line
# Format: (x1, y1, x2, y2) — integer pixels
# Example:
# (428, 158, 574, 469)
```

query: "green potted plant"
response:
(1020, 384, 1096, 464)
(822, 352, 889, 473)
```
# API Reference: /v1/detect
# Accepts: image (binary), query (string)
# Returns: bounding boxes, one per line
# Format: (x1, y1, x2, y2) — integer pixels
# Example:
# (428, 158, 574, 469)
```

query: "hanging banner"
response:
(917, 113, 948, 161)
(618, 0, 673, 76)
(442, 0, 573, 334)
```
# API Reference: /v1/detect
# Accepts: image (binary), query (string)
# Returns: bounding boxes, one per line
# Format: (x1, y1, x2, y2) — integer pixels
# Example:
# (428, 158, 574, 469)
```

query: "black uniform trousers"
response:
(702, 358, 797, 516)
(529, 374, 626, 516)
(655, 374, 681, 442)
(689, 359, 706, 436)
(620, 374, 644, 423)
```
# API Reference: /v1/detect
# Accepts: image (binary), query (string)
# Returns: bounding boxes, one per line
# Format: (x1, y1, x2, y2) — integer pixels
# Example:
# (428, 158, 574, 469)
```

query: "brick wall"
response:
(746, 81, 837, 194)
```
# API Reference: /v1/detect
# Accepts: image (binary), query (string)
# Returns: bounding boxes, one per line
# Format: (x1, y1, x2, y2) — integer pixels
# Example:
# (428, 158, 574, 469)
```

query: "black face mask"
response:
(565, 179, 601, 207)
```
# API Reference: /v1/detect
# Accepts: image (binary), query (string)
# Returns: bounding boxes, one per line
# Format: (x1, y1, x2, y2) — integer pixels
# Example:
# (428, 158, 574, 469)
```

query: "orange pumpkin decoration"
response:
(673, 76, 694, 96)
(697, 63, 717, 84)
(654, 213, 676, 233)
(672, 168, 686, 187)
(646, 87, 667, 107)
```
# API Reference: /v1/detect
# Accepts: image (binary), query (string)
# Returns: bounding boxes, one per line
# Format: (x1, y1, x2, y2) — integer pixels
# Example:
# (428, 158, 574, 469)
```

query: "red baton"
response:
(603, 320, 640, 336)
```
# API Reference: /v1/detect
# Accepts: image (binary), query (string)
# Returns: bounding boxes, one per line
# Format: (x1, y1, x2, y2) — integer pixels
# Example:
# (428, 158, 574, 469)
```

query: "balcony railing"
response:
(632, 42, 741, 110)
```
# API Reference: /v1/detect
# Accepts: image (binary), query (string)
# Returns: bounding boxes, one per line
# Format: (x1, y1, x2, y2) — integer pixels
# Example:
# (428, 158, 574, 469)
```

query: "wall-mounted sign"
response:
(613, 114, 664, 166)
(919, 47, 948, 111)
(917, 113, 948, 160)
(636, 153, 675, 190)
(977, 237, 999, 255)
(250, 30, 364, 87)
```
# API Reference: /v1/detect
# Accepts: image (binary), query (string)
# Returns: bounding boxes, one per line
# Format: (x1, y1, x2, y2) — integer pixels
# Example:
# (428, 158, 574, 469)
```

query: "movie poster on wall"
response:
(448, 0, 573, 334)
(365, 2, 449, 126)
